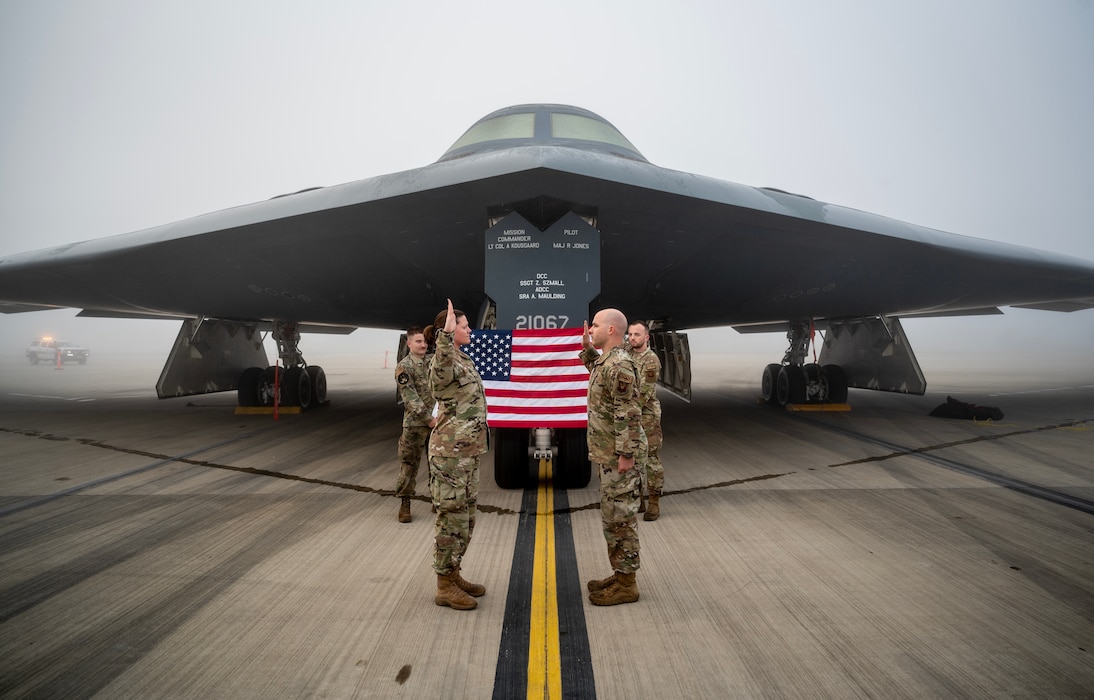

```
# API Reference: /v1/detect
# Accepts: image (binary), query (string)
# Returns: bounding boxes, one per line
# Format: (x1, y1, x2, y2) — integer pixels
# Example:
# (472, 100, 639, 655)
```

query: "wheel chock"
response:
(784, 403, 851, 412)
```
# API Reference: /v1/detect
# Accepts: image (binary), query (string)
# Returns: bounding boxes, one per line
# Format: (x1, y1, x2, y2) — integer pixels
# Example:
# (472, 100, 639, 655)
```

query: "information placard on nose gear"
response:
(484, 212, 601, 329)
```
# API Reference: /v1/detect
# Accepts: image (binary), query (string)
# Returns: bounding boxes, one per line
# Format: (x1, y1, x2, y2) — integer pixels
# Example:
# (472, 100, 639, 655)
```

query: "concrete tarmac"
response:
(1, 350, 1092, 698)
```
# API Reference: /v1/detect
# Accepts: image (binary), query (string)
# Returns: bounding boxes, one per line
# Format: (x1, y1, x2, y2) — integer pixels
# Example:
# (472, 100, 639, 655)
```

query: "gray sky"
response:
(1, 1, 1092, 374)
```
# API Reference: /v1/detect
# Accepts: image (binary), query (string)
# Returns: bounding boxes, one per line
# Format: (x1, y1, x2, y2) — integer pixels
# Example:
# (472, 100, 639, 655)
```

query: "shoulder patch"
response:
(614, 372, 634, 396)
(645, 368, 658, 382)
(396, 368, 410, 385)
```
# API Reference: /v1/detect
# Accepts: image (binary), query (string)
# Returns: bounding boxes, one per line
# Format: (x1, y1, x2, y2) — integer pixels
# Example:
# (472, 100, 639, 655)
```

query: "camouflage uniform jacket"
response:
(395, 352, 434, 428)
(428, 329, 488, 457)
(580, 345, 646, 464)
(628, 345, 662, 424)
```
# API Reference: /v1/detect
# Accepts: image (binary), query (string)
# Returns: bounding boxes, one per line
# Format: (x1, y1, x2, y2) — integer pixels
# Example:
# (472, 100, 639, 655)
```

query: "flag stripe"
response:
(511, 359, 585, 369)
(489, 404, 588, 415)
(485, 381, 586, 393)
(485, 388, 588, 399)
(495, 372, 588, 383)
(490, 419, 589, 429)
(485, 396, 588, 407)
(512, 343, 583, 353)
(509, 327, 582, 338)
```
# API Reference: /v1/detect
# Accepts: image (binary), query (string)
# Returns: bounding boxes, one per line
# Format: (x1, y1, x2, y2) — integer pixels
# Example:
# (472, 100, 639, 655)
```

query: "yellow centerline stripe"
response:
(527, 458, 563, 699)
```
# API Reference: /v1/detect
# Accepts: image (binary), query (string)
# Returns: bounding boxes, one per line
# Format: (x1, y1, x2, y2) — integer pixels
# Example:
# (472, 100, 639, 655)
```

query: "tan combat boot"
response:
(644, 491, 660, 521)
(638, 494, 646, 513)
(454, 567, 485, 597)
(398, 498, 412, 523)
(587, 572, 617, 593)
(589, 571, 639, 606)
(435, 571, 477, 610)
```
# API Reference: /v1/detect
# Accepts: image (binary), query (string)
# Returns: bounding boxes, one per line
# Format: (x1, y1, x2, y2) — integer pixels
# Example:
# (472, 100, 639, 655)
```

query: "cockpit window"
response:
(446, 113, 535, 153)
(438, 105, 648, 163)
(550, 113, 639, 152)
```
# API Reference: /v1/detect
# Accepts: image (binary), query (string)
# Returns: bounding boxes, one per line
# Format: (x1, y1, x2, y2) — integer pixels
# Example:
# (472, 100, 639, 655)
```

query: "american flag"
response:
(462, 328, 589, 428)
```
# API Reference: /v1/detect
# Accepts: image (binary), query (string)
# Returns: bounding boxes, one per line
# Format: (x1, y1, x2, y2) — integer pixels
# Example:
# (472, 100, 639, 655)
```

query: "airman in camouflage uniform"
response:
(628, 320, 664, 521)
(394, 326, 435, 523)
(580, 308, 647, 606)
(427, 300, 489, 610)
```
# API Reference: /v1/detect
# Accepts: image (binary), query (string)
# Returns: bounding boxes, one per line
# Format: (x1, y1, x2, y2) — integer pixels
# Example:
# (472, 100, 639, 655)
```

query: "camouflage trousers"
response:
(639, 449, 664, 494)
(640, 419, 663, 493)
(596, 461, 642, 574)
(396, 425, 430, 497)
(429, 454, 479, 575)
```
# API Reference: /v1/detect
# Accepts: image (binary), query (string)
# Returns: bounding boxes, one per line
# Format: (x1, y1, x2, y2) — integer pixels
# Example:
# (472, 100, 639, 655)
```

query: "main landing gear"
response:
(759, 321, 848, 407)
(237, 322, 328, 410)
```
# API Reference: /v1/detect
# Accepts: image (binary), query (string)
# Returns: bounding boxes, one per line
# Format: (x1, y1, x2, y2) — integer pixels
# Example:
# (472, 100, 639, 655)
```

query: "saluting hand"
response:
(444, 298, 456, 333)
(582, 320, 594, 350)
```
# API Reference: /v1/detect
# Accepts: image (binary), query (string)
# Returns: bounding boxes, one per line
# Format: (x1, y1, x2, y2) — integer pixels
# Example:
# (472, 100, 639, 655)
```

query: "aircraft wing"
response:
(3, 106, 1094, 334)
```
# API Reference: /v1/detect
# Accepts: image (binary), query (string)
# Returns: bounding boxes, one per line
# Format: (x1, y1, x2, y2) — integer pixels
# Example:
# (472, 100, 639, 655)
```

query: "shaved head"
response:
(601, 308, 627, 332)
(589, 308, 628, 350)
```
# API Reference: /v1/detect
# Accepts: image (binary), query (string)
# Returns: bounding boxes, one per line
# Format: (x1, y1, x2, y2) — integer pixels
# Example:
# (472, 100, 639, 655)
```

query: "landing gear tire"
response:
(823, 364, 848, 403)
(801, 363, 849, 404)
(493, 427, 532, 489)
(306, 366, 327, 406)
(238, 366, 269, 407)
(761, 364, 782, 405)
(555, 427, 592, 489)
(802, 363, 826, 403)
(776, 365, 806, 406)
(281, 366, 312, 409)
(265, 365, 281, 405)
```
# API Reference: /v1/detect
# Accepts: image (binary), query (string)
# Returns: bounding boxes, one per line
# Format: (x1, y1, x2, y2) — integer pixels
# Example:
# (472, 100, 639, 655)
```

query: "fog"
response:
(0, 310, 400, 374)
(3, 306, 1091, 395)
